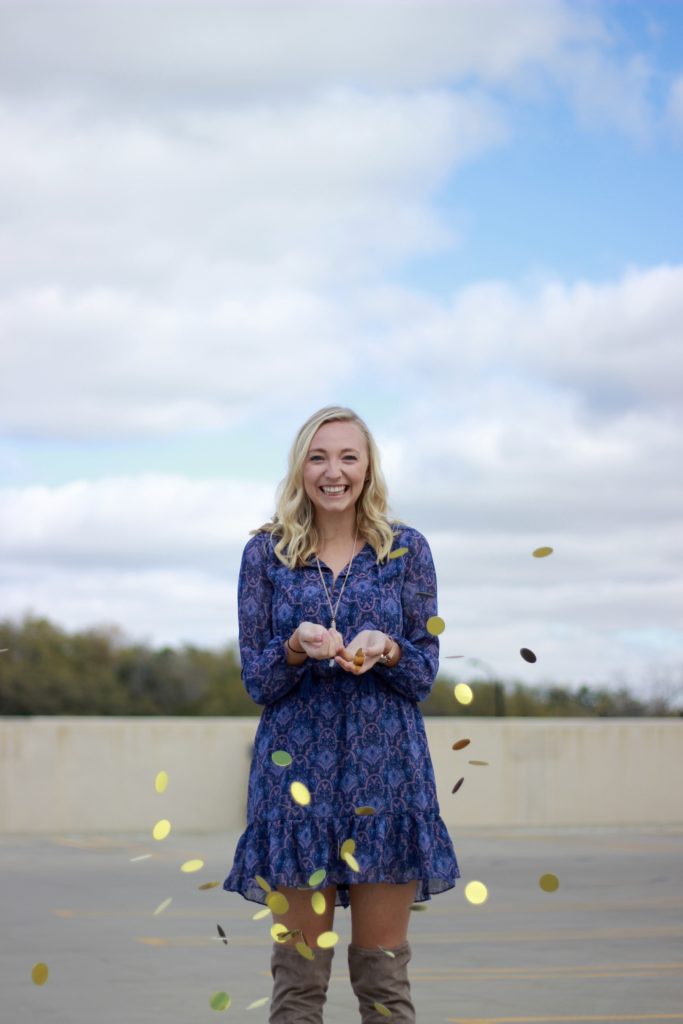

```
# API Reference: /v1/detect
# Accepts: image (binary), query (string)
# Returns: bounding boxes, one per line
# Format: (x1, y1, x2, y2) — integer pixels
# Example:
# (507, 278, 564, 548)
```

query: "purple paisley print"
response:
(223, 524, 460, 907)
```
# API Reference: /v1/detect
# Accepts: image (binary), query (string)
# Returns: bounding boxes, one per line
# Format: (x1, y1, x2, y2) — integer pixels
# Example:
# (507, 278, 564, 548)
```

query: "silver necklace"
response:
(315, 523, 360, 666)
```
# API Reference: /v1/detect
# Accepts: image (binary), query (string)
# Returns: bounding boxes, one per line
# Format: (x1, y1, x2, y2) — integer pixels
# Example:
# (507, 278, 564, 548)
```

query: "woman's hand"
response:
(335, 630, 388, 674)
(295, 622, 345, 661)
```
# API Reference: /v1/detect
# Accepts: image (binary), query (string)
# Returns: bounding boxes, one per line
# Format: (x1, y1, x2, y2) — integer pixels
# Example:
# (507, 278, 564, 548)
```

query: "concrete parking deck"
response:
(3, 826, 683, 1023)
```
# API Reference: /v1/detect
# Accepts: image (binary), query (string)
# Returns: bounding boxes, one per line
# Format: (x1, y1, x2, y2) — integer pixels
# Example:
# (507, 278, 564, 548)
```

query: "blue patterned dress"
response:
(223, 523, 460, 908)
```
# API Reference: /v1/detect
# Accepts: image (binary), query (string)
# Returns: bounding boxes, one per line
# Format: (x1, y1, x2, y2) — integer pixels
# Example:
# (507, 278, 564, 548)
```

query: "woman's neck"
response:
(315, 509, 358, 547)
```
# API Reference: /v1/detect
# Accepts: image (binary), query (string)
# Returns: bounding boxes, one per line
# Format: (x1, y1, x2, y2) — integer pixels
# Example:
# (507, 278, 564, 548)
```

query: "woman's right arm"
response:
(238, 535, 309, 706)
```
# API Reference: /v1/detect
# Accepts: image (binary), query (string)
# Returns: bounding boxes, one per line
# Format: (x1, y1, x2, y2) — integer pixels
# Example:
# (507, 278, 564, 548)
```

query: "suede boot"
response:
(347, 941, 416, 1023)
(269, 942, 335, 1024)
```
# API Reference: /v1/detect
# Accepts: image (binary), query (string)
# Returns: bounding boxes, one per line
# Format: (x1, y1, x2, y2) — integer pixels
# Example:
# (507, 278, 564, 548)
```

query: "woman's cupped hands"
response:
(295, 624, 387, 674)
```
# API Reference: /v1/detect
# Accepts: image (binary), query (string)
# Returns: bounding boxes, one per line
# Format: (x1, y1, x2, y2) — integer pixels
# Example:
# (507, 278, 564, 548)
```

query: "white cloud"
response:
(668, 73, 683, 136)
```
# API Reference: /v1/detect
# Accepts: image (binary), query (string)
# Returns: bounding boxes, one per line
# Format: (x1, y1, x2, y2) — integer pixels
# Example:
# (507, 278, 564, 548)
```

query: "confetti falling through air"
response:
(31, 962, 49, 986)
(520, 647, 537, 663)
(454, 683, 473, 705)
(532, 546, 554, 558)
(464, 881, 489, 905)
(154, 770, 168, 794)
(539, 873, 560, 892)
(152, 819, 171, 841)
(426, 615, 445, 635)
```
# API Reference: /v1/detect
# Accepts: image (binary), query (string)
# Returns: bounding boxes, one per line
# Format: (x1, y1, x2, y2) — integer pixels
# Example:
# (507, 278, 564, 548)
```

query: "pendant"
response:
(329, 618, 336, 667)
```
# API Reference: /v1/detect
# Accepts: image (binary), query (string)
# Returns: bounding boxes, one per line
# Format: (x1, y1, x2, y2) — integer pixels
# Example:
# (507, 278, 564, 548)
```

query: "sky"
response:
(1, 0, 682, 697)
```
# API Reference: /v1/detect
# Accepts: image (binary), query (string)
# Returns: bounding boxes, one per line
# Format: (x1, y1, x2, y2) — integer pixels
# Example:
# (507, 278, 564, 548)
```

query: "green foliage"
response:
(1, 615, 680, 717)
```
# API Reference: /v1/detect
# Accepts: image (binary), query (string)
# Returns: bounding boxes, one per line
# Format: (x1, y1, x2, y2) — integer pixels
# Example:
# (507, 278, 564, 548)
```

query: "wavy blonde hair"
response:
(254, 406, 399, 567)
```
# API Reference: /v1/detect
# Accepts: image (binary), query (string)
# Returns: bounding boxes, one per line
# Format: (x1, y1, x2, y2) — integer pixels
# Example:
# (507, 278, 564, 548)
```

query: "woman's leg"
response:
(347, 881, 418, 1023)
(268, 885, 337, 1024)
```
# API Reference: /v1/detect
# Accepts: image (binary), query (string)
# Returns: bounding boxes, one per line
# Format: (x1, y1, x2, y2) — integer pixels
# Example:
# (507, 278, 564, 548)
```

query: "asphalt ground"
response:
(2, 826, 683, 1024)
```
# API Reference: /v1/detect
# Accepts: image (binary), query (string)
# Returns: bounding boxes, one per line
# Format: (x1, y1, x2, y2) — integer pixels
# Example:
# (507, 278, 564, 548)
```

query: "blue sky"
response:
(1, 0, 682, 695)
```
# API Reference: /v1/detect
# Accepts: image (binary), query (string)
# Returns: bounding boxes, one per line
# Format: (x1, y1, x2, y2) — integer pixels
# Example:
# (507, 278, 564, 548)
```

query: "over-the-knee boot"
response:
(348, 941, 415, 1023)
(269, 942, 335, 1024)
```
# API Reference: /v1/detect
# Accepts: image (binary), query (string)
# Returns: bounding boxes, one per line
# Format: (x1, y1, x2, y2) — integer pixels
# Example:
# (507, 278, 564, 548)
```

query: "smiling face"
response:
(302, 419, 370, 520)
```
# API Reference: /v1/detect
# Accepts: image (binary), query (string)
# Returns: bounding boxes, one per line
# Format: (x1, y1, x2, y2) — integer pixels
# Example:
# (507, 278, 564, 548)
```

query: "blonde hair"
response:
(254, 406, 399, 567)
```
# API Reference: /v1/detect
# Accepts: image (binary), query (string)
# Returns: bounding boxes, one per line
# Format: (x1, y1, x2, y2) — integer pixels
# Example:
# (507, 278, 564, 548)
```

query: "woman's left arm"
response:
(377, 529, 440, 703)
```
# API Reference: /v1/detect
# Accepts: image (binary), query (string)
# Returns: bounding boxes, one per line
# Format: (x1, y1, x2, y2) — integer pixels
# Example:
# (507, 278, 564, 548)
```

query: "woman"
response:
(223, 405, 459, 1023)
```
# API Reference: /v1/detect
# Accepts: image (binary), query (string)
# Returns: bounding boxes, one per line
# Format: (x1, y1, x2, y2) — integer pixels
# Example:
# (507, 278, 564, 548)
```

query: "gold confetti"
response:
(290, 781, 311, 806)
(209, 991, 231, 1011)
(374, 1003, 392, 1017)
(409, 903, 427, 912)
(353, 648, 366, 668)
(255, 875, 272, 893)
(378, 945, 396, 958)
(253, 907, 271, 920)
(154, 770, 168, 794)
(468, 759, 489, 766)
(181, 859, 204, 873)
(31, 962, 48, 986)
(520, 647, 537, 663)
(445, 655, 464, 659)
(454, 683, 473, 705)
(355, 805, 376, 815)
(343, 852, 360, 873)
(308, 868, 327, 887)
(539, 873, 560, 893)
(247, 997, 270, 1010)
(198, 881, 220, 890)
(152, 819, 171, 841)
(266, 892, 289, 915)
(464, 881, 488, 905)
(153, 897, 173, 916)
(426, 615, 445, 636)
(452, 777, 465, 794)
(296, 941, 315, 960)
(340, 838, 356, 858)
(452, 738, 470, 750)
(532, 546, 554, 558)
(270, 923, 289, 943)
(130, 854, 152, 862)
(316, 931, 339, 949)
(272, 750, 292, 767)
(311, 891, 326, 915)
(388, 547, 409, 560)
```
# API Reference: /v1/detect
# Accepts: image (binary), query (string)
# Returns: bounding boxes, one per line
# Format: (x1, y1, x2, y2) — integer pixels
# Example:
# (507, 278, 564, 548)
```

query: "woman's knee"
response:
(349, 880, 417, 948)
(271, 885, 337, 947)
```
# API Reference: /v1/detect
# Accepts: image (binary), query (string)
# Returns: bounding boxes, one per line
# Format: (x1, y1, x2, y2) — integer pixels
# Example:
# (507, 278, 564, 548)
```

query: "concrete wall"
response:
(1, 717, 682, 834)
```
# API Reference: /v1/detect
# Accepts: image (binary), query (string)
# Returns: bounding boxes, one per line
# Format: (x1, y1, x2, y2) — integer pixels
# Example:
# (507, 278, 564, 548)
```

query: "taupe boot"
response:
(269, 942, 335, 1024)
(348, 941, 415, 1023)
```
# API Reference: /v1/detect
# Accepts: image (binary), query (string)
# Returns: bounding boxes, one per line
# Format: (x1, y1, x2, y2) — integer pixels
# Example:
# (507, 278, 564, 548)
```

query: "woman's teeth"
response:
(321, 486, 347, 494)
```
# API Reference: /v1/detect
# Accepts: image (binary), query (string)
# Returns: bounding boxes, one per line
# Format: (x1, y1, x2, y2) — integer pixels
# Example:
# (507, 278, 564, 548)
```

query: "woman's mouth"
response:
(320, 485, 349, 495)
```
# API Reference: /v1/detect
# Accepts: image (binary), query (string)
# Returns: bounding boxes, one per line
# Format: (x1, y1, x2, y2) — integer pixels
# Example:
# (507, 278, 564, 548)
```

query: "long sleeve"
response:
(379, 529, 440, 703)
(237, 534, 308, 706)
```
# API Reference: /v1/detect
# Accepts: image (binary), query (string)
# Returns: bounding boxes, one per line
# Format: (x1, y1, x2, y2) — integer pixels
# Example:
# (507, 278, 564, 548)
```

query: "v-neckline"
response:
(317, 542, 368, 585)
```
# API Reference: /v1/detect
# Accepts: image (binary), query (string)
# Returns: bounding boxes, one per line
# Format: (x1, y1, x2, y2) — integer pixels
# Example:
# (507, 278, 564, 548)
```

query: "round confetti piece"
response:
(388, 547, 409, 560)
(154, 770, 168, 794)
(353, 648, 366, 667)
(180, 859, 204, 873)
(270, 923, 289, 943)
(452, 777, 465, 794)
(409, 903, 427, 912)
(316, 931, 339, 949)
(468, 759, 489, 766)
(343, 852, 360, 873)
(445, 655, 465, 659)
(340, 838, 356, 857)
(296, 941, 315, 960)
(452, 738, 470, 750)
(290, 781, 311, 806)
(198, 881, 220, 890)
(454, 683, 473, 705)
(311, 891, 326, 915)
(255, 875, 272, 893)
(216, 924, 228, 945)
(426, 615, 445, 636)
(271, 750, 292, 768)
(520, 648, 537, 663)
(532, 546, 554, 558)
(153, 897, 173, 916)
(464, 881, 488, 905)
(31, 962, 48, 986)
(539, 873, 560, 893)
(152, 819, 171, 841)
(308, 868, 327, 887)
(247, 997, 270, 1010)
(130, 854, 152, 862)
(209, 991, 231, 1011)
(374, 1003, 392, 1018)
(253, 907, 271, 920)
(354, 805, 376, 815)
(266, 892, 289, 916)
(378, 945, 396, 958)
